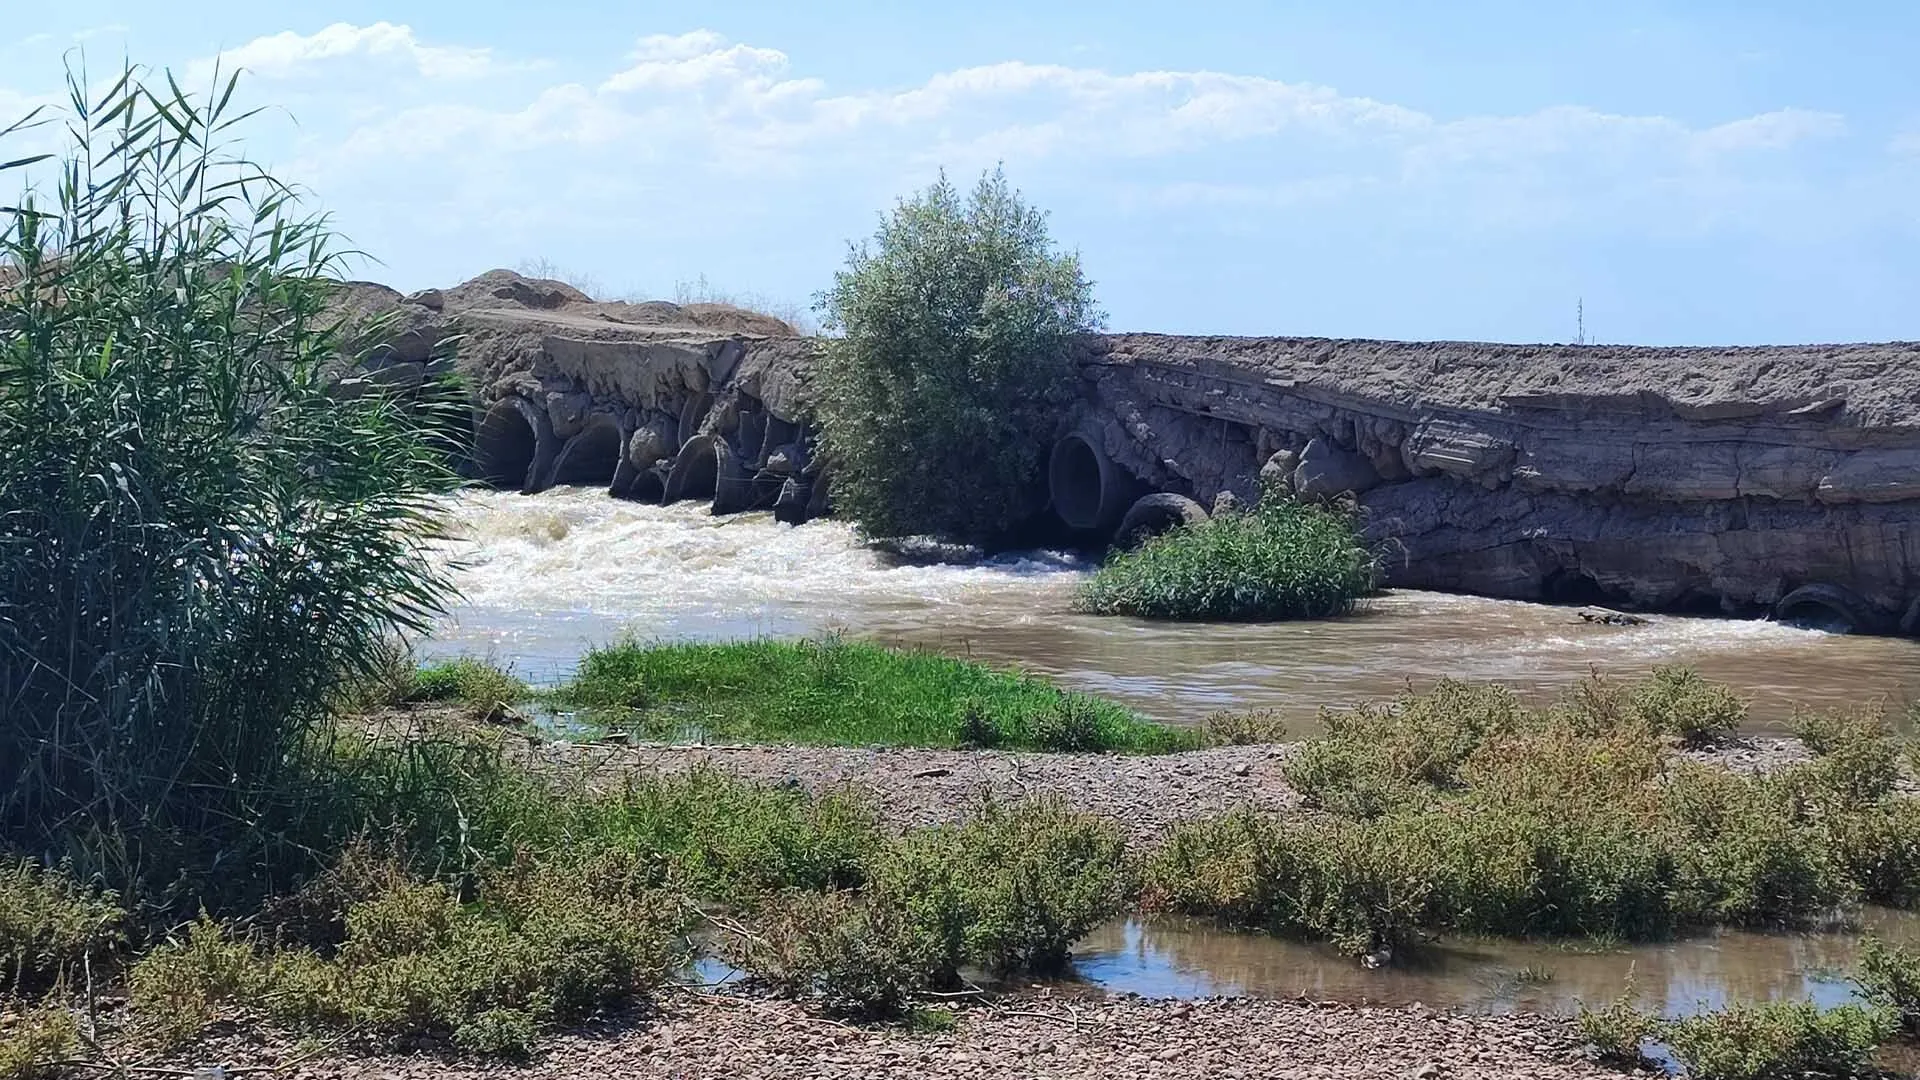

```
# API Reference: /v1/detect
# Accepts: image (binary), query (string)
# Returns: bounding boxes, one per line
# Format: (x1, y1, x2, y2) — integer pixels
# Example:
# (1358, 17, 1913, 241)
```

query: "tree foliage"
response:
(814, 168, 1100, 540)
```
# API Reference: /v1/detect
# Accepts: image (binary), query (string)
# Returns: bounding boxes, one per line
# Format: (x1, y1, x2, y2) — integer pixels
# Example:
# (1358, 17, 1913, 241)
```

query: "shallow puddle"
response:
(1064, 911, 1920, 1018)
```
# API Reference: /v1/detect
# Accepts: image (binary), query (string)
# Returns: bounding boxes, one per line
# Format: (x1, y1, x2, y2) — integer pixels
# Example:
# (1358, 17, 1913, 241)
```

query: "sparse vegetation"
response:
(551, 638, 1198, 753)
(1856, 935, 1920, 1038)
(1201, 708, 1287, 746)
(1078, 496, 1375, 621)
(1145, 673, 1920, 957)
(1576, 980, 1651, 1066)
(814, 167, 1100, 541)
(1660, 1000, 1893, 1080)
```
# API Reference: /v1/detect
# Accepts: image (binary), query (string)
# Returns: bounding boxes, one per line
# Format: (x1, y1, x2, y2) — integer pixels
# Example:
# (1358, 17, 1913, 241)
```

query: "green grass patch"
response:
(549, 638, 1198, 753)
(1077, 497, 1375, 621)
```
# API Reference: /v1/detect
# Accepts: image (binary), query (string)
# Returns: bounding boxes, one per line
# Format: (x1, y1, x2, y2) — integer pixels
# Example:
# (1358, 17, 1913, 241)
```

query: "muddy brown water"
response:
(426, 489, 1920, 732)
(1067, 912, 1920, 1017)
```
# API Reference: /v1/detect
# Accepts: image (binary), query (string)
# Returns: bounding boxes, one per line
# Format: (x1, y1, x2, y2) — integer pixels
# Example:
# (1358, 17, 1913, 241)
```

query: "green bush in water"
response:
(1077, 496, 1374, 621)
(1857, 935, 1920, 1039)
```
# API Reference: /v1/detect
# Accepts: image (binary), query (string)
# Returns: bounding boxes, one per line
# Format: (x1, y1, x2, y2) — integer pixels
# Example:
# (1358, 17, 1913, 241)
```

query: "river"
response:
(424, 489, 1920, 731)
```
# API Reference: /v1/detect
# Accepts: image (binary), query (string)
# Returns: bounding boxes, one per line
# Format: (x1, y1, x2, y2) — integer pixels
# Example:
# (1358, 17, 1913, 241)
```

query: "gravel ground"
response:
(190, 995, 1626, 1080)
(521, 730, 1848, 843)
(532, 740, 1304, 842)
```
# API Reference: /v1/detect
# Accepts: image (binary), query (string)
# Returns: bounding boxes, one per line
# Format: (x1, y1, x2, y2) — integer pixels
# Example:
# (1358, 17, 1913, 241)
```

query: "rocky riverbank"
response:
(188, 995, 1626, 1080)
(519, 730, 1833, 842)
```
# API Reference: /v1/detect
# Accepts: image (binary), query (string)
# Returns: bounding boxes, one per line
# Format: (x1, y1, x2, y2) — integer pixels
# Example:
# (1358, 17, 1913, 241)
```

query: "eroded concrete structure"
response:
(336, 271, 1920, 634)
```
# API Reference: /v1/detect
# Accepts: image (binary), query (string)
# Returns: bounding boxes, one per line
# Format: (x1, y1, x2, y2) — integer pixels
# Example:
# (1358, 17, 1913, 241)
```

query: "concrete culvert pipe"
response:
(547, 417, 623, 488)
(664, 434, 720, 504)
(1114, 493, 1210, 549)
(1775, 584, 1890, 635)
(474, 397, 547, 492)
(1049, 433, 1141, 533)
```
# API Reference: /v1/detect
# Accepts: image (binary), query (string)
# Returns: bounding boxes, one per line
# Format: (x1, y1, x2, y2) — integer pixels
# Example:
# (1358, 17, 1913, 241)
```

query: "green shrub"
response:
(1792, 705, 1895, 756)
(1660, 1001, 1893, 1080)
(1575, 981, 1651, 1066)
(814, 167, 1098, 541)
(1031, 698, 1106, 753)
(872, 801, 1131, 977)
(1285, 681, 1526, 818)
(1146, 672, 1865, 955)
(1629, 666, 1745, 746)
(731, 890, 940, 1016)
(1822, 800, 1920, 908)
(130, 858, 683, 1054)
(407, 657, 526, 720)
(1857, 936, 1920, 1039)
(552, 639, 1195, 754)
(1078, 498, 1375, 622)
(1200, 709, 1286, 746)
(0, 859, 124, 993)
(0, 1006, 77, 1080)
(0, 66, 457, 889)
(956, 700, 1003, 749)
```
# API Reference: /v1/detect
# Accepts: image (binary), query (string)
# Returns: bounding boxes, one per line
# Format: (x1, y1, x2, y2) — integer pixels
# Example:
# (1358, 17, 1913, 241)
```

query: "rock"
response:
(1577, 608, 1647, 627)
(545, 390, 593, 440)
(403, 287, 444, 310)
(1210, 490, 1244, 516)
(765, 442, 809, 476)
(1259, 449, 1299, 491)
(1233, 763, 1253, 777)
(628, 421, 677, 469)
(1293, 437, 1383, 498)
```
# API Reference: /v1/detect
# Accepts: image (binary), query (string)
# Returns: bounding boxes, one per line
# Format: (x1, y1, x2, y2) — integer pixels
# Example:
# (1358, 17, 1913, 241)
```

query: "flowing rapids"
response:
(424, 488, 1920, 730)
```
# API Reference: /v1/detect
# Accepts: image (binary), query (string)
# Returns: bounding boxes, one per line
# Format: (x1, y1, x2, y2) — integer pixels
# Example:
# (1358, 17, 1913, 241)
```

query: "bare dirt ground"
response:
(188, 995, 1627, 1080)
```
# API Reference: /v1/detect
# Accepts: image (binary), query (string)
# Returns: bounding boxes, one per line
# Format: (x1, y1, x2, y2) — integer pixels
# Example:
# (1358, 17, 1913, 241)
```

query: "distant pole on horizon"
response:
(1576, 298, 1587, 346)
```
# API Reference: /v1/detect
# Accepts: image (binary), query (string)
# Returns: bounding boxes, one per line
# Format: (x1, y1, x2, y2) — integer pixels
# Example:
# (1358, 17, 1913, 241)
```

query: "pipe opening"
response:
(549, 418, 622, 488)
(475, 400, 538, 490)
(664, 434, 720, 504)
(1049, 434, 1107, 530)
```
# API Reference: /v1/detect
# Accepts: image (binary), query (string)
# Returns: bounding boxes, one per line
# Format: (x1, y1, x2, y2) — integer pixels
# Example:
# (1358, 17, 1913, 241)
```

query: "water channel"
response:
(423, 488, 1920, 1028)
(425, 489, 1920, 732)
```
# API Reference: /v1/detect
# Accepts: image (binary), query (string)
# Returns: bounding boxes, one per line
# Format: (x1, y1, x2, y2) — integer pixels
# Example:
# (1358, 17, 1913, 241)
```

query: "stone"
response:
(1258, 449, 1298, 491)
(545, 390, 593, 440)
(766, 442, 809, 476)
(1292, 437, 1382, 498)
(403, 287, 444, 310)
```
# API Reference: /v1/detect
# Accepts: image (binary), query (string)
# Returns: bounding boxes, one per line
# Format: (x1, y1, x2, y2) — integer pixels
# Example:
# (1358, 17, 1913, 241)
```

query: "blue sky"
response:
(3, 1, 1917, 343)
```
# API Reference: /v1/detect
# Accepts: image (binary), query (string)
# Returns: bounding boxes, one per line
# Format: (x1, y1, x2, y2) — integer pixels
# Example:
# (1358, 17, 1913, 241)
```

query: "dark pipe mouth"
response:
(549, 419, 622, 487)
(1049, 434, 1105, 530)
(665, 434, 720, 503)
(622, 471, 666, 504)
(475, 400, 538, 490)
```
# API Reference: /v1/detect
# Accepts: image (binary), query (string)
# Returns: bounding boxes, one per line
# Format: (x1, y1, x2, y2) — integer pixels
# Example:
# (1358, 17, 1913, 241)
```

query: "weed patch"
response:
(0, 860, 124, 994)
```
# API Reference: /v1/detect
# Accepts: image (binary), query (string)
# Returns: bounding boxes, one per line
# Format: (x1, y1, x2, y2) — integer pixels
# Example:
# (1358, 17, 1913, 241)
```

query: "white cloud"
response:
(191, 22, 501, 84)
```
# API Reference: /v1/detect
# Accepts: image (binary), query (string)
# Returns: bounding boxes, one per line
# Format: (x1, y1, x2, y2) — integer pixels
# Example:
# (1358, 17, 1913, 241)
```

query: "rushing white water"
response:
(424, 488, 1920, 729)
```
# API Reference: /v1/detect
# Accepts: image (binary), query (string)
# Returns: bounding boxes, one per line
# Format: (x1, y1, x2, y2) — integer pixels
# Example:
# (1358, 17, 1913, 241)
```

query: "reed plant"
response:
(0, 64, 458, 894)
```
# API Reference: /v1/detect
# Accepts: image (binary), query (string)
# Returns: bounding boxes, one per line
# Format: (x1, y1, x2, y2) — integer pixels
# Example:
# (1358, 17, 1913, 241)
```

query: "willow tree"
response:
(0, 66, 457, 883)
(814, 168, 1100, 541)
